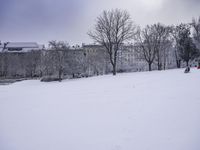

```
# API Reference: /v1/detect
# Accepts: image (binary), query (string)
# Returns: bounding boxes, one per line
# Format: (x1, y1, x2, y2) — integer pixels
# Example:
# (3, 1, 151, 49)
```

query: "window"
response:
(8, 48, 22, 51)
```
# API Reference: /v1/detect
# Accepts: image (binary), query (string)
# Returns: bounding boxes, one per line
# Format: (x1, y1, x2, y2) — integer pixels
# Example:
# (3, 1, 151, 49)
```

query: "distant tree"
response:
(48, 40, 70, 50)
(48, 41, 70, 81)
(86, 48, 107, 76)
(153, 23, 171, 70)
(170, 25, 182, 68)
(2, 42, 9, 51)
(88, 9, 136, 75)
(191, 17, 200, 54)
(42, 51, 53, 77)
(135, 25, 158, 71)
(0, 52, 9, 77)
(25, 51, 42, 78)
(176, 24, 198, 67)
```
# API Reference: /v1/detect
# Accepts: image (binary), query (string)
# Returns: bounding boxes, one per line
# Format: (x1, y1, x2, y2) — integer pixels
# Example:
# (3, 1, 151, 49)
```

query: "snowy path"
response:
(0, 69, 200, 150)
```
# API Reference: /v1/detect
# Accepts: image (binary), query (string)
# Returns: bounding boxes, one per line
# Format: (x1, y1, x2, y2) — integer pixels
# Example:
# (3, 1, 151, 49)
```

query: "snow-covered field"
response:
(0, 68, 200, 150)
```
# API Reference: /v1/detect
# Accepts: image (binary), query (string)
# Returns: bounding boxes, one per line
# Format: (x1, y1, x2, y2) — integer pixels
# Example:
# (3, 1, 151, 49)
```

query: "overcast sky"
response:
(0, 0, 200, 46)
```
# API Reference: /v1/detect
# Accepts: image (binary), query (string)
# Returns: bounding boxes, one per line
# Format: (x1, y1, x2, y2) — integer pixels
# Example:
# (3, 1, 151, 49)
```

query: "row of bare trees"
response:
(0, 51, 42, 78)
(0, 9, 199, 79)
(134, 23, 172, 71)
(89, 9, 200, 73)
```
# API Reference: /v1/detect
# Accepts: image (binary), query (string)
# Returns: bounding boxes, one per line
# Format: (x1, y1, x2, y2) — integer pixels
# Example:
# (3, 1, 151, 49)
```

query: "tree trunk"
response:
(177, 60, 181, 68)
(163, 51, 166, 70)
(111, 50, 118, 76)
(112, 63, 117, 75)
(148, 63, 152, 71)
(157, 63, 159, 70)
(175, 50, 181, 68)
(58, 68, 62, 82)
(186, 61, 189, 67)
(163, 61, 166, 70)
(158, 63, 162, 71)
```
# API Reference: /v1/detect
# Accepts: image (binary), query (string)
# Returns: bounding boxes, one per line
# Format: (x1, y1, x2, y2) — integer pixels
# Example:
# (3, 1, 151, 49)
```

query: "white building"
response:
(0, 42, 44, 52)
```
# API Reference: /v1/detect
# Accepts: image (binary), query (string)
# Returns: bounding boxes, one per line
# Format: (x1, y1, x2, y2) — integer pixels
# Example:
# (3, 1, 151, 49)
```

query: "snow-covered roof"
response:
(6, 42, 39, 48)
(0, 42, 44, 52)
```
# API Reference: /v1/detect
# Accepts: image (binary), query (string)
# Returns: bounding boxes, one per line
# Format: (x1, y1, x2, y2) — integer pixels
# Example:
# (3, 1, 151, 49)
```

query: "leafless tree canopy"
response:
(48, 40, 70, 50)
(191, 17, 200, 52)
(88, 9, 136, 75)
(135, 23, 172, 71)
(170, 25, 182, 68)
(135, 25, 158, 71)
(153, 23, 171, 70)
(47, 41, 70, 81)
(176, 24, 198, 66)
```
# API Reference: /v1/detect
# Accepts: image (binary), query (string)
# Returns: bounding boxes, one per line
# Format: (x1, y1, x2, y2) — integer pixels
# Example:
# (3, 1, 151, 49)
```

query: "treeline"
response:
(0, 48, 107, 81)
(0, 41, 111, 81)
(89, 9, 200, 74)
(0, 9, 200, 81)
(0, 51, 42, 78)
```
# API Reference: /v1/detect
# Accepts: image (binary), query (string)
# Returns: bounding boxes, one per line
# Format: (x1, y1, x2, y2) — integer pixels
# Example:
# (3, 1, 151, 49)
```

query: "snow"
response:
(0, 68, 200, 150)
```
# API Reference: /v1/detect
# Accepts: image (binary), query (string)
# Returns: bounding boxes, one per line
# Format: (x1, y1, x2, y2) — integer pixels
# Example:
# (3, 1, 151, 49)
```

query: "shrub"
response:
(41, 76, 61, 82)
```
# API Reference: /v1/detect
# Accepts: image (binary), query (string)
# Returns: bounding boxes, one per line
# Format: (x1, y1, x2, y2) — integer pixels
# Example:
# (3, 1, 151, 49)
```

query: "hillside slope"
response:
(0, 68, 200, 150)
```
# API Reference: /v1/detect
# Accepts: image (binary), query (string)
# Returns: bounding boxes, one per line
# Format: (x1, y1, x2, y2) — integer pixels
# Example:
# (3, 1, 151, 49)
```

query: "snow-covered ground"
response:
(0, 68, 200, 150)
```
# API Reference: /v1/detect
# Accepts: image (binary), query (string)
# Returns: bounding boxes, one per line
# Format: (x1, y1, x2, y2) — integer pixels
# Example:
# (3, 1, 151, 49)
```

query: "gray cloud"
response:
(0, 0, 200, 45)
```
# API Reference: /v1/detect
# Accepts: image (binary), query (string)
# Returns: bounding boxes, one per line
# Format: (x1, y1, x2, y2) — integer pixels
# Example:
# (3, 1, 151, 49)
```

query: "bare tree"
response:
(2, 42, 9, 51)
(25, 50, 42, 78)
(170, 25, 182, 68)
(152, 23, 171, 70)
(191, 17, 200, 47)
(176, 24, 198, 67)
(86, 48, 107, 76)
(88, 9, 136, 75)
(135, 25, 158, 71)
(48, 41, 70, 81)
(48, 40, 70, 50)
(0, 52, 9, 77)
(191, 17, 200, 67)
(191, 17, 200, 60)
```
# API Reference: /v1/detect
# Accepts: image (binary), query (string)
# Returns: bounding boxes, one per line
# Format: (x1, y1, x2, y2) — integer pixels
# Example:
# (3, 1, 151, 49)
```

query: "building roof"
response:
(6, 42, 39, 48)
(0, 42, 44, 52)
